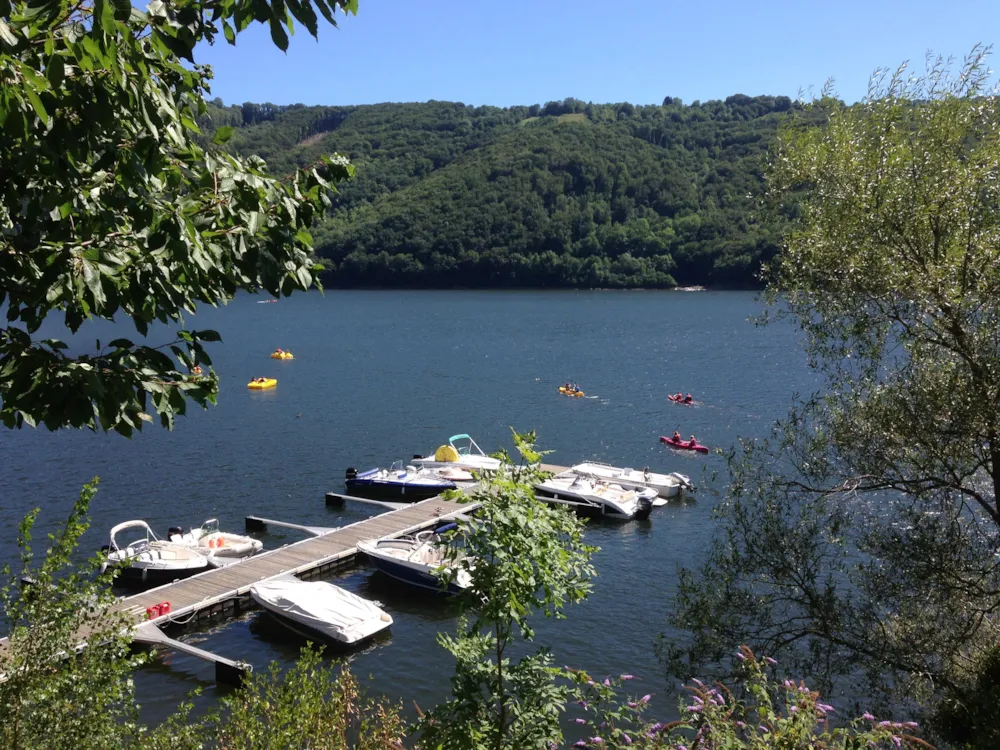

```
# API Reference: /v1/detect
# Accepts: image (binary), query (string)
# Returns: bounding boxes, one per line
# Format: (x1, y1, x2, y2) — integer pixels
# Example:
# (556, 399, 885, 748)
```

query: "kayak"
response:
(559, 387, 585, 398)
(248, 378, 277, 390)
(659, 436, 708, 453)
(667, 395, 693, 406)
(270, 352, 294, 360)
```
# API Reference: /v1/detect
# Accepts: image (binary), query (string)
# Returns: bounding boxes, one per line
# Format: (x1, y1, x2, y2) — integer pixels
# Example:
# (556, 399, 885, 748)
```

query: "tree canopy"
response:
(195, 94, 812, 289)
(0, 0, 355, 435)
(664, 46, 1000, 745)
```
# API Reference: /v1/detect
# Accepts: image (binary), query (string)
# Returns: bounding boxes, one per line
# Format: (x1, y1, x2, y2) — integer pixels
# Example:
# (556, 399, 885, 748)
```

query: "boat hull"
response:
(111, 562, 209, 588)
(345, 479, 453, 502)
(533, 489, 653, 521)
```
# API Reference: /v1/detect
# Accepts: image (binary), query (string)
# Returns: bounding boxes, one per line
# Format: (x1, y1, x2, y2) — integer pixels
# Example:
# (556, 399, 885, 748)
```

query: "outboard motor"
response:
(167, 526, 185, 539)
(635, 496, 654, 521)
(345, 467, 358, 481)
(412, 454, 423, 460)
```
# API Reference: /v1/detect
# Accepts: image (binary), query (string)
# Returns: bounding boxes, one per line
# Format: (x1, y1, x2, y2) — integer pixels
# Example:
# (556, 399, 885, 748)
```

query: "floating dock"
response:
(1, 464, 569, 684)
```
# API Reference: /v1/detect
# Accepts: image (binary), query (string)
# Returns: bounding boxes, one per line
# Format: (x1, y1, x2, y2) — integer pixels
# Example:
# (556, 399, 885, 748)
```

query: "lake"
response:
(0, 289, 815, 729)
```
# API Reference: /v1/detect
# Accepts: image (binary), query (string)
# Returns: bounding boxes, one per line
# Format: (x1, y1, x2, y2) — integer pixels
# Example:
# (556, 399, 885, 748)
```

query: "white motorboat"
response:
(567, 462, 693, 500)
(533, 474, 658, 520)
(358, 529, 472, 594)
(168, 518, 264, 567)
(411, 434, 502, 473)
(101, 520, 210, 586)
(251, 576, 393, 646)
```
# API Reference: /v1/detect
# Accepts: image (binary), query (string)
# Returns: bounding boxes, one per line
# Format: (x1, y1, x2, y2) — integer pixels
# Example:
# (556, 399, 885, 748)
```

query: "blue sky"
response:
(194, 0, 997, 108)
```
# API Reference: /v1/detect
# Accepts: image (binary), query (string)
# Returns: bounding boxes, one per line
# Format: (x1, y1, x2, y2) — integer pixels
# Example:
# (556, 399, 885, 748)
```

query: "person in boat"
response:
(684, 393, 693, 404)
(688, 435, 698, 447)
(672, 430, 682, 442)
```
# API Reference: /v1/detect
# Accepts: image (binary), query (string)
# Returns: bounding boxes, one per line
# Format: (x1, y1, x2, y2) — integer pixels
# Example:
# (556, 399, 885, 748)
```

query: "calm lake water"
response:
(0, 290, 815, 730)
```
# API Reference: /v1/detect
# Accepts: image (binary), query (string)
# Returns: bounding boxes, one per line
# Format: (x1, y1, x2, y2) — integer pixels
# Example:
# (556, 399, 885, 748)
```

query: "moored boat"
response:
(533, 474, 657, 520)
(101, 520, 210, 586)
(660, 436, 709, 453)
(411, 434, 502, 473)
(567, 462, 694, 499)
(357, 529, 471, 595)
(250, 576, 392, 646)
(168, 518, 263, 567)
(345, 461, 460, 502)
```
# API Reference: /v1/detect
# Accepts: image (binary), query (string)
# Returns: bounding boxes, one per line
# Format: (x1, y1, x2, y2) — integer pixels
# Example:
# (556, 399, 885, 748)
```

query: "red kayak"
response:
(667, 395, 693, 406)
(660, 436, 709, 453)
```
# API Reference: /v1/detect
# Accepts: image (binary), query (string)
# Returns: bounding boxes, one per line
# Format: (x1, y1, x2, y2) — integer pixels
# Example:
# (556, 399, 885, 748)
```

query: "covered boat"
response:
(168, 518, 263, 567)
(250, 576, 392, 646)
(357, 529, 472, 595)
(345, 461, 459, 502)
(101, 520, 210, 586)
(533, 474, 657, 520)
(567, 462, 693, 499)
(660, 436, 709, 453)
(411, 434, 502, 473)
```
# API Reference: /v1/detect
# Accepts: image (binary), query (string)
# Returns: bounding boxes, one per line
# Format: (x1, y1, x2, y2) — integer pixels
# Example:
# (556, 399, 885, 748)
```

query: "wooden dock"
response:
(2, 463, 570, 684)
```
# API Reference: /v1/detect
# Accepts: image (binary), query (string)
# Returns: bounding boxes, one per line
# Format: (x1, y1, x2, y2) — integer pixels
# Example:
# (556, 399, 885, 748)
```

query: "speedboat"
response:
(567, 462, 693, 499)
(101, 520, 210, 586)
(357, 529, 472, 595)
(533, 474, 657, 520)
(411, 434, 502, 473)
(660, 435, 709, 453)
(250, 576, 392, 646)
(168, 518, 264, 567)
(345, 461, 463, 502)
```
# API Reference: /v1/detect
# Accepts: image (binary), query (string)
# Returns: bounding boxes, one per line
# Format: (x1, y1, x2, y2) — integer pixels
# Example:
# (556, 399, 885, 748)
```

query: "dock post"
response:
(325, 492, 345, 508)
(216, 660, 251, 686)
(245, 516, 268, 532)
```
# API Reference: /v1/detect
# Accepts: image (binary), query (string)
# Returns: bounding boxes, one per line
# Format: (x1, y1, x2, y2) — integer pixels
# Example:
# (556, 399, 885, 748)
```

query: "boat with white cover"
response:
(358, 529, 472, 594)
(567, 462, 693, 499)
(411, 434, 502, 473)
(533, 474, 657, 520)
(345, 461, 473, 502)
(168, 518, 264, 567)
(101, 520, 210, 586)
(250, 576, 393, 646)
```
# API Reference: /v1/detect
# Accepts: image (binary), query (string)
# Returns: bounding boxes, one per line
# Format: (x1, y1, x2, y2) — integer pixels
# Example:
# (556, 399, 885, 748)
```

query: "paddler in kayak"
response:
(688, 434, 698, 448)
(684, 393, 693, 404)
(672, 430, 682, 442)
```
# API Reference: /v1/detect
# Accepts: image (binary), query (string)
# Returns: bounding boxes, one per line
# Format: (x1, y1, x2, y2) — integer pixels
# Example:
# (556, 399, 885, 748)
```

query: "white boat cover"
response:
(251, 579, 392, 644)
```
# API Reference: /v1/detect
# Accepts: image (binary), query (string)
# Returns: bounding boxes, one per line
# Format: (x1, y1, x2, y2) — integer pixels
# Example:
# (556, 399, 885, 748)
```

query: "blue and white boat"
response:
(357, 529, 472, 595)
(345, 461, 468, 502)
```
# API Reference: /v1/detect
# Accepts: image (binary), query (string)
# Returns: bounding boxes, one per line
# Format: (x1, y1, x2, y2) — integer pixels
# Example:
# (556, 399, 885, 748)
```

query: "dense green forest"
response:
(202, 95, 806, 288)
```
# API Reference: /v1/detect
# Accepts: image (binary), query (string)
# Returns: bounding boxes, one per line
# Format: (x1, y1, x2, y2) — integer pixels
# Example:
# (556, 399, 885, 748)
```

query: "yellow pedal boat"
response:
(270, 351, 294, 360)
(558, 386, 585, 398)
(247, 378, 277, 390)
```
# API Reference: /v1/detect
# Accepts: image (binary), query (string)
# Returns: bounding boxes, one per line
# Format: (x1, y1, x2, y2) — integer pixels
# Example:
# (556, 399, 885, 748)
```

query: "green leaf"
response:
(111, 0, 131, 21)
(24, 88, 49, 126)
(44, 58, 64, 89)
(0, 20, 18, 48)
(223, 20, 236, 44)
(194, 329, 222, 342)
(268, 17, 288, 51)
(213, 125, 234, 144)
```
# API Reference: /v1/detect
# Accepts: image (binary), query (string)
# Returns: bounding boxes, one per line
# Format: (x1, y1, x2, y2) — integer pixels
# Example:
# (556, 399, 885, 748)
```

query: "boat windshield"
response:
(448, 434, 484, 457)
(390, 460, 405, 472)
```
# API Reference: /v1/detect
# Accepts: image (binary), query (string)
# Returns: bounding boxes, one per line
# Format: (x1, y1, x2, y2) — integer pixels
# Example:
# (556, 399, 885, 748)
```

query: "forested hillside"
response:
(202, 96, 806, 288)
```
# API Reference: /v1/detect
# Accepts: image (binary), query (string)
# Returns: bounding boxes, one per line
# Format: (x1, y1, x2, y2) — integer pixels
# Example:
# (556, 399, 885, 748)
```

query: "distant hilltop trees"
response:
(201, 94, 815, 289)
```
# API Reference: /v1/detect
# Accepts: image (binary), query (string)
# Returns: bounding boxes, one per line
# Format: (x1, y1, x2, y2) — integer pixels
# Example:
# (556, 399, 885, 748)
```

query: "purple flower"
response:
(674, 745, 688, 750)
(649, 723, 665, 733)
(589, 738, 604, 746)
(691, 678, 705, 687)
(764, 656, 777, 665)
(577, 700, 589, 709)
(892, 737, 902, 748)
(862, 712, 876, 721)
(621, 734, 632, 745)
(790, 706, 798, 713)
(816, 703, 835, 714)
(758, 725, 770, 733)
(735, 651, 746, 661)
(783, 680, 795, 688)
(903, 721, 918, 728)
(574, 718, 587, 724)
(574, 742, 587, 748)
(736, 721, 746, 728)
(620, 674, 635, 680)
(588, 680, 595, 686)
(639, 694, 652, 704)
(879, 721, 893, 727)
(604, 678, 611, 686)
